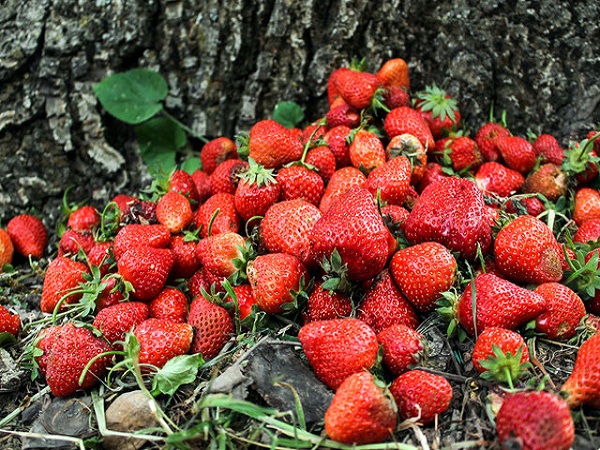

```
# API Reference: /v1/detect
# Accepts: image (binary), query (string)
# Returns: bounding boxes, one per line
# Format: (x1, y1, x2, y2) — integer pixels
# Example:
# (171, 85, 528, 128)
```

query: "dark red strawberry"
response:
(187, 268, 226, 299)
(208, 159, 249, 195)
(0, 304, 21, 337)
(169, 234, 201, 280)
(188, 295, 234, 359)
(534, 283, 586, 341)
(416, 161, 449, 193)
(169, 169, 200, 206)
(532, 133, 564, 165)
(191, 169, 212, 205)
(57, 229, 96, 257)
(117, 246, 174, 301)
(67, 205, 101, 232)
(325, 104, 360, 129)
(7, 214, 47, 259)
(302, 281, 352, 324)
(276, 165, 324, 206)
(134, 318, 193, 369)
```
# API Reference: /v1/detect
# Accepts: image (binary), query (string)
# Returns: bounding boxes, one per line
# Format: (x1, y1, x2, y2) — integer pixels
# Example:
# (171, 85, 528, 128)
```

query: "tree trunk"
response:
(1, 0, 599, 222)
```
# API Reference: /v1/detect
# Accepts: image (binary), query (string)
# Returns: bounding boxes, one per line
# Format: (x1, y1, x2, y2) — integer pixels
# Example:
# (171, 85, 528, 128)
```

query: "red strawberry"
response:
(196, 232, 247, 278)
(325, 104, 360, 129)
(117, 246, 174, 301)
(382, 85, 411, 109)
(0, 304, 21, 336)
(385, 133, 427, 185)
(7, 214, 47, 259)
(534, 283, 586, 340)
(208, 159, 249, 195)
(246, 253, 308, 314)
(376, 57, 410, 90)
(318, 166, 366, 213)
(298, 318, 378, 390)
(311, 188, 395, 282)
(390, 242, 457, 313)
(496, 135, 537, 173)
(300, 122, 328, 146)
(384, 106, 434, 149)
(365, 155, 412, 206)
(389, 369, 453, 425)
(34, 325, 63, 377)
(532, 133, 564, 165)
(496, 391, 575, 450)
(505, 196, 546, 217)
(305, 146, 337, 184)
(302, 282, 352, 324)
(260, 199, 322, 268)
(573, 187, 600, 226)
(442, 136, 482, 173)
(200, 136, 238, 175)
(323, 125, 352, 168)
(562, 333, 600, 409)
(377, 324, 423, 376)
(57, 229, 96, 257)
(0, 229, 13, 271)
(573, 218, 600, 244)
(474, 161, 525, 197)
(156, 192, 193, 234)
(474, 121, 511, 162)
(242, 120, 304, 169)
(193, 193, 241, 238)
(224, 284, 256, 322)
(414, 84, 461, 139)
(333, 69, 380, 110)
(416, 161, 449, 192)
(191, 170, 212, 204)
(187, 295, 234, 360)
(67, 205, 101, 231)
(134, 318, 193, 369)
(324, 371, 396, 445)
(113, 224, 171, 260)
(456, 273, 547, 335)
(93, 301, 150, 345)
(149, 288, 189, 323)
(348, 129, 386, 174)
(45, 322, 113, 397)
(494, 215, 563, 284)
(169, 169, 201, 206)
(404, 177, 492, 260)
(169, 234, 201, 280)
(471, 327, 530, 385)
(276, 165, 324, 206)
(233, 159, 280, 223)
(187, 267, 226, 299)
(521, 163, 567, 201)
(327, 67, 351, 106)
(40, 256, 90, 313)
(356, 269, 420, 333)
(95, 275, 125, 310)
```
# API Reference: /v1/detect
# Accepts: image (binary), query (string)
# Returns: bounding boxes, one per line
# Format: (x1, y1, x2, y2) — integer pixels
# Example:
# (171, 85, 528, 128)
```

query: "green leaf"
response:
(181, 156, 202, 174)
(0, 332, 16, 347)
(151, 354, 204, 396)
(94, 69, 168, 124)
(273, 101, 304, 129)
(136, 118, 187, 173)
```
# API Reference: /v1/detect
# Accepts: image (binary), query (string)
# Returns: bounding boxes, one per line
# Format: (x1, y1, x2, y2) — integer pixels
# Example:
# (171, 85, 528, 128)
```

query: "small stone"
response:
(0, 348, 24, 393)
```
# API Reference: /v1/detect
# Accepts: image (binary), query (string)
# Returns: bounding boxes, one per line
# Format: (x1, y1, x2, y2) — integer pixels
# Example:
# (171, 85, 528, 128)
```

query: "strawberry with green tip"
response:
(414, 84, 461, 139)
(302, 281, 352, 324)
(196, 232, 249, 279)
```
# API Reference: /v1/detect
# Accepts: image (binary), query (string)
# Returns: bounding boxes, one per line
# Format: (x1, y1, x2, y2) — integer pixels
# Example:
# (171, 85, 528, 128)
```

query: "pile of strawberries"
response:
(2, 57, 600, 449)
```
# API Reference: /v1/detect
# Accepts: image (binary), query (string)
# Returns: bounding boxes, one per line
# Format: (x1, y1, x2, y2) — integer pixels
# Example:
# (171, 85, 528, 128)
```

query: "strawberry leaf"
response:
(151, 354, 205, 396)
(273, 101, 304, 129)
(136, 118, 186, 173)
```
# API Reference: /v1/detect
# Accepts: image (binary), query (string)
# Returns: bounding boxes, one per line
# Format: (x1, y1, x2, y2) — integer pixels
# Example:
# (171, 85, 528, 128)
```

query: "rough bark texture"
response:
(1, 0, 599, 222)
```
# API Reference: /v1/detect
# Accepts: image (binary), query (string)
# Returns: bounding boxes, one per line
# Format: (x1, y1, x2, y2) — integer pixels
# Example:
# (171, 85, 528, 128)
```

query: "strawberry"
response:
(440, 136, 482, 173)
(376, 57, 410, 90)
(7, 214, 47, 259)
(58, 229, 96, 257)
(302, 281, 352, 324)
(187, 267, 226, 299)
(113, 224, 171, 260)
(246, 253, 308, 314)
(67, 205, 101, 232)
(93, 301, 150, 345)
(0, 304, 21, 336)
(208, 159, 249, 195)
(356, 269, 420, 333)
(573, 218, 600, 244)
(390, 242, 457, 313)
(474, 121, 510, 162)
(148, 288, 189, 323)
(384, 106, 434, 150)
(241, 119, 304, 169)
(404, 177, 492, 260)
(0, 229, 13, 271)
(233, 159, 280, 223)
(532, 133, 564, 165)
(377, 324, 423, 376)
(298, 318, 378, 390)
(134, 318, 193, 369)
(327, 67, 351, 106)
(188, 295, 234, 360)
(382, 85, 411, 110)
(348, 129, 387, 174)
(496, 390, 575, 450)
(169, 234, 201, 280)
(311, 187, 395, 282)
(191, 169, 212, 204)
(112, 195, 157, 225)
(573, 187, 600, 226)
(300, 122, 328, 146)
(562, 333, 600, 408)
(389, 369, 453, 425)
(196, 232, 247, 278)
(95, 275, 125, 310)
(416, 161, 449, 192)
(365, 155, 412, 206)
(169, 169, 201, 206)
(385, 133, 427, 184)
(44, 322, 113, 397)
(471, 327, 530, 386)
(563, 134, 600, 185)
(414, 84, 461, 139)
(333, 68, 380, 110)
(155, 192, 193, 233)
(305, 145, 337, 184)
(505, 196, 546, 217)
(521, 163, 567, 201)
(276, 165, 324, 206)
(496, 135, 537, 173)
(319, 166, 366, 213)
(117, 246, 174, 301)
(324, 371, 396, 445)
(193, 193, 241, 238)
(534, 283, 586, 340)
(323, 125, 352, 168)
(474, 161, 525, 197)
(325, 104, 360, 129)
(224, 284, 256, 322)
(40, 256, 90, 313)
(494, 215, 563, 284)
(456, 273, 547, 335)
(200, 136, 238, 175)
(34, 325, 63, 377)
(260, 199, 322, 268)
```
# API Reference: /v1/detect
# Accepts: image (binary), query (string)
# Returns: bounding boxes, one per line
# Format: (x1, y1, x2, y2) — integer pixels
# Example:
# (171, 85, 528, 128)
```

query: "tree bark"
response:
(1, 0, 599, 222)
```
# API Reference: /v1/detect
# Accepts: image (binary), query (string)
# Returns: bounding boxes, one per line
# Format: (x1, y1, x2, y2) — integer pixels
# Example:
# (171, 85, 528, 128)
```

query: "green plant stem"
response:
(162, 110, 209, 144)
(0, 386, 50, 427)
